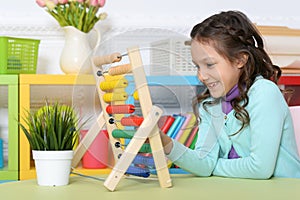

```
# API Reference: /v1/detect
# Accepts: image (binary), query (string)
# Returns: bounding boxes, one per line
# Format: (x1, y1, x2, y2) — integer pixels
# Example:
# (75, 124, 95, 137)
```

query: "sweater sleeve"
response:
(166, 102, 220, 176)
(213, 80, 287, 179)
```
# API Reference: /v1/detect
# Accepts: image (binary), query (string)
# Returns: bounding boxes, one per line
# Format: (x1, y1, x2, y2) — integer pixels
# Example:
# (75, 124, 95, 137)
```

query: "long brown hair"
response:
(191, 11, 281, 134)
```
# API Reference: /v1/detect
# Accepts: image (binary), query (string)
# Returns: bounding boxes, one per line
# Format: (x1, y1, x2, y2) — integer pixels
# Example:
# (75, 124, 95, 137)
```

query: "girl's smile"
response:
(205, 81, 221, 95)
(191, 40, 244, 98)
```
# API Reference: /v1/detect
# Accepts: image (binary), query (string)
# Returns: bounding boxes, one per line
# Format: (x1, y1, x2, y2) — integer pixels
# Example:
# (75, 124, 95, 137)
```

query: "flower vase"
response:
(60, 26, 101, 74)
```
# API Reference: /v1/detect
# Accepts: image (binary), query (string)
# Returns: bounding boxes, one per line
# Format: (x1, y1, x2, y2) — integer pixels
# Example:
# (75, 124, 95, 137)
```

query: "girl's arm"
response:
(161, 103, 220, 176)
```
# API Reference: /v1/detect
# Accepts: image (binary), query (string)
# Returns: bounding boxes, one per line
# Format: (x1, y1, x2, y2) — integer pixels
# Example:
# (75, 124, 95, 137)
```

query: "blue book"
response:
(126, 165, 150, 178)
(166, 115, 182, 137)
(170, 115, 186, 139)
(132, 154, 155, 168)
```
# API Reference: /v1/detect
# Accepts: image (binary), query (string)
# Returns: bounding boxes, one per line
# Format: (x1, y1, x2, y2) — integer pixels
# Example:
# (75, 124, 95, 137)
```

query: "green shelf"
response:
(0, 75, 18, 180)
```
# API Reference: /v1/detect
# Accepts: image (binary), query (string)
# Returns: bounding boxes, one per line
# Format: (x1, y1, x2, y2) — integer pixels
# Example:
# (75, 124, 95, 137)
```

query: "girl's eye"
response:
(207, 63, 215, 67)
(194, 62, 215, 69)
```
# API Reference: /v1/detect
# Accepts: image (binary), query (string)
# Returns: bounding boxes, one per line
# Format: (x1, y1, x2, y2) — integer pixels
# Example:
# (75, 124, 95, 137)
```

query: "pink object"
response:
(289, 106, 300, 155)
(174, 113, 192, 140)
(80, 130, 109, 169)
(36, 0, 46, 7)
(99, 0, 106, 7)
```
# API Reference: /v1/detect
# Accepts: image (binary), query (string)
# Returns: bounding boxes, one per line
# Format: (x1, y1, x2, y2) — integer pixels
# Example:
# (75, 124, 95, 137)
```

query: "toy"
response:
(72, 47, 172, 191)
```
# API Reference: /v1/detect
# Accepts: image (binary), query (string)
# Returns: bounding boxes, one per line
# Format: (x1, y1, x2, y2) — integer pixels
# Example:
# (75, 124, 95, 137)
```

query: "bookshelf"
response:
(0, 75, 18, 180)
(18, 74, 203, 180)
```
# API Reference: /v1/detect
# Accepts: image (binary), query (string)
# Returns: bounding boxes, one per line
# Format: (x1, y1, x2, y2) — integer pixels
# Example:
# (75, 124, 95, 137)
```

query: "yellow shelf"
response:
(19, 74, 109, 180)
(19, 74, 96, 85)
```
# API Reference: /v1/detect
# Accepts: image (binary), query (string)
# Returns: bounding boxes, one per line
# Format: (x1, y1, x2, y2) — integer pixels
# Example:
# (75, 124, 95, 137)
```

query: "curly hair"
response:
(191, 10, 281, 135)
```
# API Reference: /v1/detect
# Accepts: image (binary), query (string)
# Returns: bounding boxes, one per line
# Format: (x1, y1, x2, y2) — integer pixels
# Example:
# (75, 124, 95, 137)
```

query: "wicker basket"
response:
(0, 37, 40, 74)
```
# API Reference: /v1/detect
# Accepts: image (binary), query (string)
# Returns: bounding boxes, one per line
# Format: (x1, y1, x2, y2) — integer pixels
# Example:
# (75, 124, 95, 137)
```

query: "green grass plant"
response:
(19, 101, 85, 151)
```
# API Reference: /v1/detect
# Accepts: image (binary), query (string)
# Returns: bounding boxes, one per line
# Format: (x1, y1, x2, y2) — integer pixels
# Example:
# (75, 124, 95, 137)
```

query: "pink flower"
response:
(98, 0, 105, 7)
(58, 0, 68, 4)
(89, 0, 98, 7)
(36, 0, 46, 7)
(88, 0, 105, 7)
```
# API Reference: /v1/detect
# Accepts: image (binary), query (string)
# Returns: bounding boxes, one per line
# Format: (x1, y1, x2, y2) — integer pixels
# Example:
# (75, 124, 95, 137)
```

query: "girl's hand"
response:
(159, 131, 173, 155)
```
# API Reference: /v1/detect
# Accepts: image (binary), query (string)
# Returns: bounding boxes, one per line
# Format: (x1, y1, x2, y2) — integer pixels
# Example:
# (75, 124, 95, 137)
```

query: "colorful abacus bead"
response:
(103, 92, 128, 103)
(100, 78, 128, 91)
(106, 104, 135, 114)
(121, 115, 144, 126)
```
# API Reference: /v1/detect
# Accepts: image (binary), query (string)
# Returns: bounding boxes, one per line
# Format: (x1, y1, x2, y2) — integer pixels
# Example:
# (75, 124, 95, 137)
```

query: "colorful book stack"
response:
(163, 112, 198, 149)
(156, 112, 199, 174)
(123, 112, 198, 175)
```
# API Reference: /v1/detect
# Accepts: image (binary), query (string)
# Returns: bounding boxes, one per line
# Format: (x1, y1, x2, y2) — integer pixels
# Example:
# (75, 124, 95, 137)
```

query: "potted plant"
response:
(19, 101, 85, 186)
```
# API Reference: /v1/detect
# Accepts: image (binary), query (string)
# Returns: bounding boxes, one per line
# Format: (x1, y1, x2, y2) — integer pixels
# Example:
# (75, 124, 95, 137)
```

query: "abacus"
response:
(72, 46, 172, 191)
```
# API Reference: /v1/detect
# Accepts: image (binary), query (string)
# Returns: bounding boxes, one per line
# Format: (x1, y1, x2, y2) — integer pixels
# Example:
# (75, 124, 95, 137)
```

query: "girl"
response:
(160, 10, 300, 179)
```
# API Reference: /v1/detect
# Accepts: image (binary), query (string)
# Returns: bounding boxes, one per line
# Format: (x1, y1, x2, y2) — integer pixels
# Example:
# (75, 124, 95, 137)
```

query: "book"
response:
(170, 115, 186, 139)
(157, 115, 169, 129)
(189, 132, 198, 150)
(158, 115, 175, 134)
(177, 113, 197, 144)
(166, 115, 182, 137)
(174, 113, 192, 141)
(185, 126, 199, 148)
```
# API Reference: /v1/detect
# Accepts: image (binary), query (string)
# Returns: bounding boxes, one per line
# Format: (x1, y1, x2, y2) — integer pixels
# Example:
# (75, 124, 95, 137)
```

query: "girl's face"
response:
(191, 40, 243, 98)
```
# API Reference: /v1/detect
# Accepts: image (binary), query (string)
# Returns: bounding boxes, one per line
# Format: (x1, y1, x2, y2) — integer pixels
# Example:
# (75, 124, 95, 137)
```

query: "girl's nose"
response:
(197, 68, 208, 82)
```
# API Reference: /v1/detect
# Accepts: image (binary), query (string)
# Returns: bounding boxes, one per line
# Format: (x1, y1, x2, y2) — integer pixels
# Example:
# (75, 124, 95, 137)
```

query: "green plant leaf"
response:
(19, 101, 88, 151)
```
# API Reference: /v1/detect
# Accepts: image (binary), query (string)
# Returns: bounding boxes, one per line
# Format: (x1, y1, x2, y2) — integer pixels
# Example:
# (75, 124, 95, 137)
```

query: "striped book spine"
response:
(174, 113, 192, 141)
(177, 113, 196, 144)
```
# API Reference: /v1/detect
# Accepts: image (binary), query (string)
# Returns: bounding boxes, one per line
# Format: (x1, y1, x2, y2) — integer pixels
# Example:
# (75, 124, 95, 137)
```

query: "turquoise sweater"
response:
(167, 76, 300, 179)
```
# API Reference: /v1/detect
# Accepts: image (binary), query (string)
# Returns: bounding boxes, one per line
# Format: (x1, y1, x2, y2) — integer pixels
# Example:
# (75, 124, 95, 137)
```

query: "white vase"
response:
(32, 150, 73, 186)
(59, 26, 101, 74)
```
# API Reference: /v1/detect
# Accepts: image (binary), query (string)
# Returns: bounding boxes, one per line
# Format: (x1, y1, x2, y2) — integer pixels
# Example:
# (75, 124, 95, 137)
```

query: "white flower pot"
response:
(32, 150, 73, 186)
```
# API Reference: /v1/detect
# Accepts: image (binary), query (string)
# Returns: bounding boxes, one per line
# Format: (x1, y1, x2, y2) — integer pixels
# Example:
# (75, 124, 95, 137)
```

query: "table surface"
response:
(1, 175, 300, 200)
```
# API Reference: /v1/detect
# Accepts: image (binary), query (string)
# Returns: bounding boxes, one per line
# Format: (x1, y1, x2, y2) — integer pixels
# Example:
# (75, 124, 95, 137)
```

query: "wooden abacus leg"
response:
(128, 46, 172, 189)
(103, 106, 164, 191)
(72, 112, 105, 168)
(148, 127, 172, 188)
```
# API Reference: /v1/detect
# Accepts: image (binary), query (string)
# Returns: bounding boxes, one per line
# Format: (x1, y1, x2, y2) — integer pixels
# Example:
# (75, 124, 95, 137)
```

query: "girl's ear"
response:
(236, 53, 249, 69)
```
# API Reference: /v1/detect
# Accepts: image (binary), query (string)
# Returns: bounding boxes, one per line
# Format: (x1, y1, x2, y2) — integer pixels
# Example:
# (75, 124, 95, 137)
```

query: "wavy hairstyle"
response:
(191, 10, 281, 135)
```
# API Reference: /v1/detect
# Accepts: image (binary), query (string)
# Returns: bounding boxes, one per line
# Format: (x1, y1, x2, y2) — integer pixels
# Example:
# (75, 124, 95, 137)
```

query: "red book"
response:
(158, 116, 175, 134)
(158, 116, 169, 129)
(184, 126, 199, 147)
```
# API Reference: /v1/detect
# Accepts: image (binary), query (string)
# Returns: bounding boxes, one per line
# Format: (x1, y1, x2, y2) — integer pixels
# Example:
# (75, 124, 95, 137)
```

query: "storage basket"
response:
(150, 37, 196, 76)
(0, 37, 40, 74)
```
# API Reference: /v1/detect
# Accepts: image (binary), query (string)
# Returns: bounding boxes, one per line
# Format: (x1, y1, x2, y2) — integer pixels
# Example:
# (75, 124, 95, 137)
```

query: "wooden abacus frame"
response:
(72, 46, 172, 191)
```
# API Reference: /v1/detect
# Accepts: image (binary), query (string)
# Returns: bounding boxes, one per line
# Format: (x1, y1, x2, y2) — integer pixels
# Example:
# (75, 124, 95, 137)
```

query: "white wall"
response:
(1, 0, 300, 74)
(2, 0, 300, 27)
